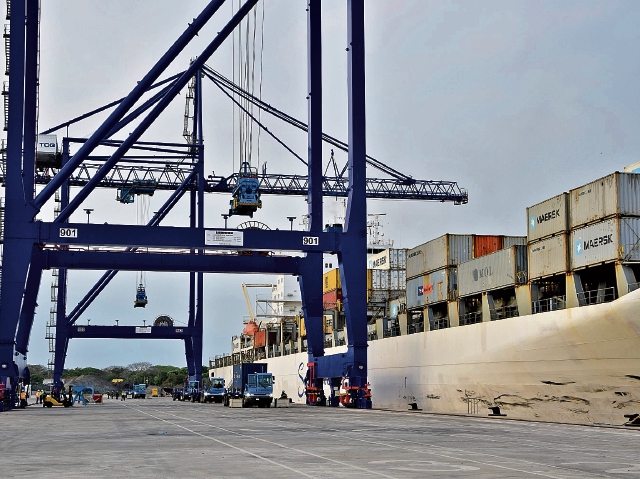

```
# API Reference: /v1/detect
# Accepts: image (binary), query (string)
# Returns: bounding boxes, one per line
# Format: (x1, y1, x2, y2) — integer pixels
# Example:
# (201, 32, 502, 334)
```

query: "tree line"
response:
(27, 362, 210, 389)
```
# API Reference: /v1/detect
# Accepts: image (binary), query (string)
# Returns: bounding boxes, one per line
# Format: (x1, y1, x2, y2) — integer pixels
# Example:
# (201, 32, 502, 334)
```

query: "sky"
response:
(8, 0, 640, 369)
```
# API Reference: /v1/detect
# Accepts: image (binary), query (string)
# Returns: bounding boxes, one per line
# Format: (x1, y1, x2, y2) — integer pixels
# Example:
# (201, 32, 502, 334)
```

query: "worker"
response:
(35, 390, 40, 404)
(20, 389, 27, 408)
(121, 391, 126, 401)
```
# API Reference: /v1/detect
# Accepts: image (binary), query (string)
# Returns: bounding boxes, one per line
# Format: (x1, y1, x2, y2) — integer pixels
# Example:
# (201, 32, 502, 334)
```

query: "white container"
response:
(527, 193, 569, 242)
(369, 269, 407, 290)
(570, 172, 640, 228)
(367, 248, 407, 270)
(527, 234, 569, 280)
(407, 234, 473, 279)
(570, 217, 640, 269)
(406, 268, 456, 309)
(457, 246, 528, 297)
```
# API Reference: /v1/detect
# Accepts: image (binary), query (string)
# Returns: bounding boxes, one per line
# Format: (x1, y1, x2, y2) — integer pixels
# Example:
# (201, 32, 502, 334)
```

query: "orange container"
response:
(473, 235, 503, 258)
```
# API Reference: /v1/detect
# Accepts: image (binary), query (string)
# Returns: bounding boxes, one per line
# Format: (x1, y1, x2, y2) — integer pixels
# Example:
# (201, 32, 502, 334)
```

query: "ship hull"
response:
(213, 289, 640, 425)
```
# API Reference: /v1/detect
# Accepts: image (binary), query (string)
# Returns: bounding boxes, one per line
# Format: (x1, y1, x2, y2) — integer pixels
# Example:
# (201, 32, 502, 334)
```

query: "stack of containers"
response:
(569, 172, 640, 270)
(405, 234, 472, 310)
(367, 248, 407, 302)
(322, 268, 342, 310)
(526, 193, 570, 280)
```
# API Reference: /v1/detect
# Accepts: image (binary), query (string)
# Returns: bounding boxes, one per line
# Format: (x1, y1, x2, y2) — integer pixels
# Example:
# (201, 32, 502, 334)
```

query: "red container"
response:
(473, 235, 503, 258)
(323, 289, 343, 310)
(254, 329, 267, 348)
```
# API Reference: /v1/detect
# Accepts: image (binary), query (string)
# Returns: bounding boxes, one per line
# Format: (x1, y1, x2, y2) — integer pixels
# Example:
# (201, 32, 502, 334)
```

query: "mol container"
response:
(570, 172, 640, 228)
(570, 217, 640, 270)
(458, 245, 527, 297)
(323, 268, 341, 293)
(406, 268, 457, 309)
(407, 234, 473, 279)
(367, 248, 407, 270)
(527, 193, 569, 243)
(473, 235, 503, 258)
(527, 234, 569, 280)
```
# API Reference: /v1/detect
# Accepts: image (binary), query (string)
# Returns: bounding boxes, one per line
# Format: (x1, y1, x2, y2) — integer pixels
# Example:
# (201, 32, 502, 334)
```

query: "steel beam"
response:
(39, 250, 302, 276)
(14, 247, 45, 355)
(317, 0, 370, 409)
(1, 0, 31, 401)
(302, 0, 325, 371)
(68, 325, 193, 340)
(39, 222, 340, 253)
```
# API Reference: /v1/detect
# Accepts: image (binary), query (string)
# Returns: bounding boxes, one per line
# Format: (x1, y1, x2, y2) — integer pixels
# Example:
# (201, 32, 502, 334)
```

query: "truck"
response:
(225, 363, 273, 408)
(181, 379, 201, 403)
(133, 384, 147, 399)
(203, 377, 226, 403)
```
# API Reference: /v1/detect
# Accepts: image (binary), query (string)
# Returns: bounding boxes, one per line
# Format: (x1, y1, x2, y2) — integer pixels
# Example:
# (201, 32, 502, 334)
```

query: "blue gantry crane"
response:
(0, 0, 467, 410)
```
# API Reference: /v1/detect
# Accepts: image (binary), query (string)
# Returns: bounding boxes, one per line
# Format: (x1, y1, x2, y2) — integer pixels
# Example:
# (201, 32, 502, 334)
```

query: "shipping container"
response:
(570, 172, 640, 228)
(526, 193, 569, 243)
(406, 268, 457, 309)
(407, 234, 473, 279)
(389, 269, 407, 290)
(527, 234, 569, 280)
(473, 235, 503, 258)
(323, 268, 341, 293)
(368, 269, 407, 291)
(624, 162, 640, 174)
(367, 248, 407, 270)
(370, 269, 389, 290)
(458, 245, 528, 297)
(503, 236, 527, 248)
(570, 217, 640, 269)
(323, 289, 343, 309)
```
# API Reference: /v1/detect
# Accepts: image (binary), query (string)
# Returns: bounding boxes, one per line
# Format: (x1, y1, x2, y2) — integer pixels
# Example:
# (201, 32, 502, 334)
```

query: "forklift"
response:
(42, 386, 73, 408)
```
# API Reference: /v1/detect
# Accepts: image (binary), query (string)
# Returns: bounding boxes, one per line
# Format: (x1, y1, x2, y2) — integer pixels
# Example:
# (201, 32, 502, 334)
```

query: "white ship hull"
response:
(213, 289, 640, 425)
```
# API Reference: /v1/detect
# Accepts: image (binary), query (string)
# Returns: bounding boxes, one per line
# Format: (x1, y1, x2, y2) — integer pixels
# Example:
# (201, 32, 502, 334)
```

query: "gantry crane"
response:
(0, 0, 467, 410)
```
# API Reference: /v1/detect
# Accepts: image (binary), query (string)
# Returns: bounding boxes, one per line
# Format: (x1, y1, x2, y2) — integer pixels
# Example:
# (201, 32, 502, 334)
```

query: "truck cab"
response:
(133, 384, 147, 399)
(203, 377, 226, 403)
(244, 372, 273, 408)
(182, 380, 201, 402)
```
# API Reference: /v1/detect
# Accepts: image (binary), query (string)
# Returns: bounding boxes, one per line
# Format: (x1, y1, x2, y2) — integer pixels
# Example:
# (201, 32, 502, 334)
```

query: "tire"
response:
(45, 402, 53, 408)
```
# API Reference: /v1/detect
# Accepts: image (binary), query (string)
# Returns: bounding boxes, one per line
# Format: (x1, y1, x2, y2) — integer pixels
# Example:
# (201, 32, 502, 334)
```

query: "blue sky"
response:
(11, 0, 640, 368)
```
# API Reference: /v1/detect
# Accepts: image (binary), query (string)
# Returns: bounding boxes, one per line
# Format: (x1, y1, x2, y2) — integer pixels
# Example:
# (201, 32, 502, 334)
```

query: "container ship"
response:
(210, 166, 640, 425)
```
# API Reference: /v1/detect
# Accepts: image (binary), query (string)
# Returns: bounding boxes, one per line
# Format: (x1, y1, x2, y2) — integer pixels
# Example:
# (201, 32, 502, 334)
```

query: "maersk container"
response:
(570, 172, 640, 229)
(527, 234, 569, 280)
(406, 268, 457, 309)
(473, 235, 503, 258)
(503, 236, 527, 248)
(526, 193, 569, 243)
(457, 245, 528, 297)
(570, 217, 640, 270)
(367, 248, 407, 270)
(406, 234, 473, 279)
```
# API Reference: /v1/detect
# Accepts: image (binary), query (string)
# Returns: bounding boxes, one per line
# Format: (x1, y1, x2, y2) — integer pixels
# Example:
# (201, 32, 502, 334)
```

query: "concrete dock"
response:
(2, 398, 639, 478)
